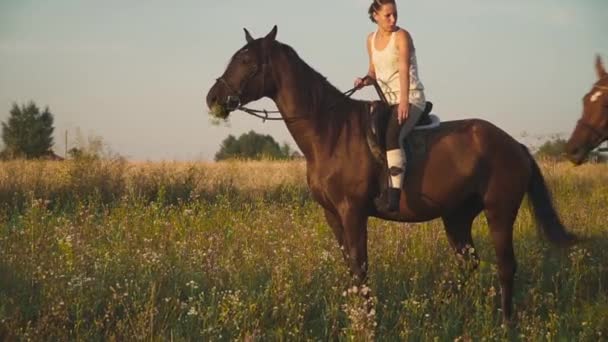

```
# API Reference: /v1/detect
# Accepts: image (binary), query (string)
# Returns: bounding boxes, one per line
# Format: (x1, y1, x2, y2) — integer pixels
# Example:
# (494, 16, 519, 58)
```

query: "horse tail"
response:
(523, 145, 577, 247)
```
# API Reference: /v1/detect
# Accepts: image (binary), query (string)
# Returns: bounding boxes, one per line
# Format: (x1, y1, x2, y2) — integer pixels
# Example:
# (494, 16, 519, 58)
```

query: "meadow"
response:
(0, 158, 607, 340)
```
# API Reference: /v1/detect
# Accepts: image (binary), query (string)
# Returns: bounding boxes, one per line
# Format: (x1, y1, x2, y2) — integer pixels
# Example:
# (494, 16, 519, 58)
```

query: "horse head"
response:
(206, 26, 278, 119)
(565, 55, 608, 165)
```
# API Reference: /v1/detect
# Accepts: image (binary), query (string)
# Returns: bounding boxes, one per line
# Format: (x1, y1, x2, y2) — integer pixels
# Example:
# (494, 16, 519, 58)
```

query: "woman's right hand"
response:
(354, 77, 367, 89)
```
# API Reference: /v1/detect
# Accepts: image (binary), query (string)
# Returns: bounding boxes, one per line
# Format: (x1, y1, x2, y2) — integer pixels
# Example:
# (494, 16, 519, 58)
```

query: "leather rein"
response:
(217, 68, 387, 122)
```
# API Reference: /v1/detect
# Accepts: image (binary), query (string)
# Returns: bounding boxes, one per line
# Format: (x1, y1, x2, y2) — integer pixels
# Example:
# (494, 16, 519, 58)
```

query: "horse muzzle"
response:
(565, 147, 587, 166)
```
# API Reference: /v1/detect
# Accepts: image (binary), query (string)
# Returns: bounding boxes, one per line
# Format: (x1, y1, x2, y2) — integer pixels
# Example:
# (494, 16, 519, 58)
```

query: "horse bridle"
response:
(215, 63, 382, 123)
(215, 63, 386, 123)
(213, 43, 388, 122)
(575, 82, 608, 145)
(216, 59, 269, 112)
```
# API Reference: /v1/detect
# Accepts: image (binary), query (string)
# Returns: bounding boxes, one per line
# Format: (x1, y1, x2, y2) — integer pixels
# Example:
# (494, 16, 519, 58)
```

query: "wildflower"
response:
(187, 306, 198, 316)
(360, 285, 371, 296)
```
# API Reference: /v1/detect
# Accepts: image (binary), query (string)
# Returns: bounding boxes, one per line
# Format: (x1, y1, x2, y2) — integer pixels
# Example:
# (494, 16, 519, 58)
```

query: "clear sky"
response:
(1, 0, 607, 161)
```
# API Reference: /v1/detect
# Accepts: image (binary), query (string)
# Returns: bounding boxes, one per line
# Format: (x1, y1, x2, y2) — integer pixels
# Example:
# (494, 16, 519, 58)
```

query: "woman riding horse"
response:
(206, 26, 576, 322)
(354, 0, 427, 212)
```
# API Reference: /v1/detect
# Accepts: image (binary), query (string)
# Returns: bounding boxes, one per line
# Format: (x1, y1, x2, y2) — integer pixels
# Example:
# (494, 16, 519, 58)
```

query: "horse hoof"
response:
(501, 316, 516, 328)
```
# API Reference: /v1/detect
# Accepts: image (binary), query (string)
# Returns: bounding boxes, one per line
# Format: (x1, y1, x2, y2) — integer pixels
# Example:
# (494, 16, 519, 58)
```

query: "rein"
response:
(236, 75, 387, 122)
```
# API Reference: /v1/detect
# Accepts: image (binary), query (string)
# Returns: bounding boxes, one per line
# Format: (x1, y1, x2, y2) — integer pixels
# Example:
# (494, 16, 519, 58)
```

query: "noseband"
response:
(216, 62, 268, 111)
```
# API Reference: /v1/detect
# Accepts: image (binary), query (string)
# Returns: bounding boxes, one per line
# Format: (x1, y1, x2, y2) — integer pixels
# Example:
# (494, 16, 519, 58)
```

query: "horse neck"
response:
(269, 50, 364, 160)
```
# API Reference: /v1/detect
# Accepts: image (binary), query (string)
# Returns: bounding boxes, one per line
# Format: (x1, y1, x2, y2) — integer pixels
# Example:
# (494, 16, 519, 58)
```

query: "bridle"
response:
(574, 81, 608, 145)
(215, 52, 290, 121)
(216, 60, 269, 111)
(215, 52, 385, 122)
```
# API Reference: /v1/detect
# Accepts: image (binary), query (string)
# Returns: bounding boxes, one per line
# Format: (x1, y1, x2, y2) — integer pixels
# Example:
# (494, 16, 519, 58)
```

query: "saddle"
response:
(363, 77, 442, 181)
(369, 101, 438, 152)
(418, 102, 434, 126)
(365, 101, 441, 196)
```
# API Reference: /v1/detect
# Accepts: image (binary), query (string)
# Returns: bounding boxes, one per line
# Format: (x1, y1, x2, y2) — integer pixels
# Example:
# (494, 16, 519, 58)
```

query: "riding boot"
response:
(374, 187, 401, 212)
(375, 149, 404, 212)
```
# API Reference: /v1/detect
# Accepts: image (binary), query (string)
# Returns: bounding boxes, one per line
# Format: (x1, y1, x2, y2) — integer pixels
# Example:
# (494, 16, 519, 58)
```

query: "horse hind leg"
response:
(484, 201, 520, 323)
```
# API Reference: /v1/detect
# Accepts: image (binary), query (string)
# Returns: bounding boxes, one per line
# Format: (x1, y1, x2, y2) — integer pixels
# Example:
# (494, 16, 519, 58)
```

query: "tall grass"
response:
(0, 159, 607, 340)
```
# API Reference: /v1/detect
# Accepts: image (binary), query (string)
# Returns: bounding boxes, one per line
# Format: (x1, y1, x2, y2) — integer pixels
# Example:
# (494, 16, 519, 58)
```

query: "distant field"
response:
(1, 159, 607, 340)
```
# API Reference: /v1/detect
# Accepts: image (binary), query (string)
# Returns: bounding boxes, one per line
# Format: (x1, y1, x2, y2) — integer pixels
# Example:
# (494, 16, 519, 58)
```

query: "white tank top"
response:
(371, 29, 425, 108)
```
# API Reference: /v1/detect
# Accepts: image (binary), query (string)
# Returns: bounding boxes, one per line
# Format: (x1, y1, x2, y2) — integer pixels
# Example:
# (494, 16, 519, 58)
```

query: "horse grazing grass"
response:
(566, 55, 608, 164)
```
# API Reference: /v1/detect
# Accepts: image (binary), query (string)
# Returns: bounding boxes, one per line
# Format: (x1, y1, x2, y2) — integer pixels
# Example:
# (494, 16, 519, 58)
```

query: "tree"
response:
(534, 136, 606, 162)
(535, 137, 567, 161)
(1, 102, 55, 159)
(67, 128, 106, 160)
(215, 130, 296, 161)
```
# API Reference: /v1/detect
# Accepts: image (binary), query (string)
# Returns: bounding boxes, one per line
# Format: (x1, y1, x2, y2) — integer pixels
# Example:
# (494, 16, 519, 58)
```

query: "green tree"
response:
(535, 136, 608, 163)
(215, 130, 295, 161)
(535, 137, 567, 161)
(1, 102, 55, 159)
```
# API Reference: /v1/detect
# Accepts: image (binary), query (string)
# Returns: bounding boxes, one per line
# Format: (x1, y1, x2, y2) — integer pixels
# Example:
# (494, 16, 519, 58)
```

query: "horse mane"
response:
(274, 42, 367, 150)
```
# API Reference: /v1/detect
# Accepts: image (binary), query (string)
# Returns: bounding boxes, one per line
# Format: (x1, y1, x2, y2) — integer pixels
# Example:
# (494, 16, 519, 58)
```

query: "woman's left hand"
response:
(397, 102, 409, 125)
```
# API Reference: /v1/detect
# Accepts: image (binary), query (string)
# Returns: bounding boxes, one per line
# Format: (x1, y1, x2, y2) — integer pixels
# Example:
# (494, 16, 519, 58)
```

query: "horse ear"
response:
(596, 54, 607, 79)
(244, 28, 254, 43)
(265, 25, 278, 41)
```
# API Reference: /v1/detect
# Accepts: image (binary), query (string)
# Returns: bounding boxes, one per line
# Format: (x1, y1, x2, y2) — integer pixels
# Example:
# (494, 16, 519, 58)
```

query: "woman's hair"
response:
(368, 0, 396, 23)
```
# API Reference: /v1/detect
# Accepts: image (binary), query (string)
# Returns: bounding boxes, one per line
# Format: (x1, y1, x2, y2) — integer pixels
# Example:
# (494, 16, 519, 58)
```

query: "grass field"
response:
(0, 159, 607, 340)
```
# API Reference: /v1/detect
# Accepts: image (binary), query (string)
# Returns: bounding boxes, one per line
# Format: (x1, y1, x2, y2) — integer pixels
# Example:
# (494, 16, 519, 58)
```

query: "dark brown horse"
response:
(566, 56, 608, 164)
(205, 26, 576, 322)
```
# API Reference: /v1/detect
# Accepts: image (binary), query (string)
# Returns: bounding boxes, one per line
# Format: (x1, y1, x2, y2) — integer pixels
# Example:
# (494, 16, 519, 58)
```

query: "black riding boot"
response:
(374, 187, 401, 212)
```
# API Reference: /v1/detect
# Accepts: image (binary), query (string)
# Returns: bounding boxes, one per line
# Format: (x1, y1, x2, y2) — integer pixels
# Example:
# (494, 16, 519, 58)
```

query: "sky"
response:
(1, 0, 607, 161)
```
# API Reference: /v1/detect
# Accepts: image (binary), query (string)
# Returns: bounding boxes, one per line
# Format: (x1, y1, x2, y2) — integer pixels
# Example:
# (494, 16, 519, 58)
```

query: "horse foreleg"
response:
(441, 197, 483, 267)
(324, 209, 349, 263)
(339, 209, 369, 285)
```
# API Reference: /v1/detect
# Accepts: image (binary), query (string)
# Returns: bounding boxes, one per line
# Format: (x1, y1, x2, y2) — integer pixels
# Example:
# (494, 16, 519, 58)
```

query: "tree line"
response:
(2, 101, 605, 162)
(0, 102, 301, 161)
(214, 130, 301, 161)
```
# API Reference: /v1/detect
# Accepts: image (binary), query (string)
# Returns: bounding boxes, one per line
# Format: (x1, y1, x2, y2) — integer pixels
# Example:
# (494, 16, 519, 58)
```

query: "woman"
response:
(354, 0, 426, 212)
